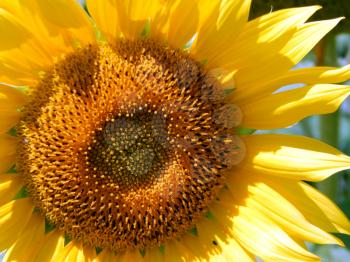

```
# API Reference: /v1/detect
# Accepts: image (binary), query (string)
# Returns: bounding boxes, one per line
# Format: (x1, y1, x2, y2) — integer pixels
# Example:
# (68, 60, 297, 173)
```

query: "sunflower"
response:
(1, 0, 350, 261)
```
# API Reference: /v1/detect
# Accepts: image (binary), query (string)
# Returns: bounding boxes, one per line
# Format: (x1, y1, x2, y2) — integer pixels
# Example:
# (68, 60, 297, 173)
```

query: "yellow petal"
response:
(96, 249, 114, 262)
(57, 243, 81, 262)
(144, 246, 164, 262)
(4, 214, 45, 261)
(234, 64, 350, 104)
(233, 17, 341, 94)
(33, 231, 68, 262)
(115, 0, 161, 39)
(163, 240, 195, 262)
(150, 1, 174, 40)
(191, 0, 251, 66)
(0, 135, 17, 173)
(239, 134, 350, 181)
(86, 0, 120, 43)
(0, 198, 34, 251)
(225, 173, 343, 246)
(0, 0, 95, 85)
(0, 9, 43, 85)
(32, 0, 95, 46)
(0, 174, 23, 206)
(118, 249, 143, 262)
(0, 85, 27, 107)
(214, 6, 320, 71)
(177, 201, 254, 262)
(232, 206, 320, 262)
(0, 85, 27, 134)
(195, 215, 255, 262)
(240, 84, 350, 130)
(272, 180, 350, 234)
(167, 0, 199, 49)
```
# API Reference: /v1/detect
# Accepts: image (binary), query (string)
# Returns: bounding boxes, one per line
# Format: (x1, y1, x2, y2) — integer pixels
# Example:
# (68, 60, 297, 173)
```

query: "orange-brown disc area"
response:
(18, 40, 244, 251)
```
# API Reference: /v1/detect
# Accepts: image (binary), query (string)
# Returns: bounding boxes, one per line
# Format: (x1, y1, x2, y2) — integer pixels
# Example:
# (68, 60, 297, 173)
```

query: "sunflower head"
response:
(17, 39, 244, 251)
(0, 0, 350, 261)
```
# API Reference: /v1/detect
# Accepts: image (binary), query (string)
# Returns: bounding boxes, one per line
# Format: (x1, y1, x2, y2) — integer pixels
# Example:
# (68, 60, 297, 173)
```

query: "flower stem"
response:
(318, 111, 339, 199)
(316, 37, 340, 200)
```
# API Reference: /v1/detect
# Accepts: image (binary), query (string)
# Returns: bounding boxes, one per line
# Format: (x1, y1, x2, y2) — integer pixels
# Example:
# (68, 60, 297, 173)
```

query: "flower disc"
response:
(18, 40, 244, 251)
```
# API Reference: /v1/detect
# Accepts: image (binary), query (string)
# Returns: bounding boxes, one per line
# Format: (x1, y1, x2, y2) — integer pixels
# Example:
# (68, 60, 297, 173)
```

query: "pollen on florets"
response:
(18, 39, 244, 251)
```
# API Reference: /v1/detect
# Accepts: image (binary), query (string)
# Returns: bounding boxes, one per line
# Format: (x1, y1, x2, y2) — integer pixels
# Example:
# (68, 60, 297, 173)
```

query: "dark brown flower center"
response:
(18, 40, 244, 251)
(88, 112, 170, 187)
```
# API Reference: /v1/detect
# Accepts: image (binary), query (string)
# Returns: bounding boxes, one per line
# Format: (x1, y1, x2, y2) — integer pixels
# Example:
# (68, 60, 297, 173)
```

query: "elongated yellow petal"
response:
(191, 0, 251, 66)
(239, 134, 350, 181)
(0, 174, 23, 206)
(143, 246, 164, 262)
(55, 244, 79, 262)
(150, 1, 174, 40)
(86, 0, 120, 43)
(0, 198, 33, 251)
(194, 215, 255, 262)
(4, 214, 45, 261)
(167, 0, 199, 49)
(115, 0, 161, 40)
(32, 0, 95, 49)
(225, 173, 343, 246)
(233, 207, 320, 262)
(234, 17, 342, 93)
(0, 85, 27, 108)
(215, 237, 255, 262)
(96, 249, 119, 262)
(163, 240, 196, 262)
(118, 249, 144, 262)
(33, 231, 69, 262)
(0, 0, 95, 85)
(270, 180, 350, 234)
(0, 85, 27, 134)
(0, 135, 17, 173)
(0, 9, 44, 85)
(240, 84, 350, 130)
(234, 65, 350, 104)
(214, 6, 320, 71)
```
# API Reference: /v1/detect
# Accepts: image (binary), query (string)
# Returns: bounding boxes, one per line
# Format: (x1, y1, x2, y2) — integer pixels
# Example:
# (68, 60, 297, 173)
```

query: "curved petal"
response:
(233, 17, 341, 95)
(178, 202, 254, 262)
(4, 214, 45, 261)
(33, 231, 68, 261)
(54, 244, 80, 262)
(232, 206, 320, 262)
(0, 0, 95, 85)
(118, 249, 144, 262)
(114, 0, 162, 40)
(0, 135, 17, 173)
(0, 85, 27, 134)
(270, 180, 350, 234)
(163, 239, 196, 262)
(167, 0, 199, 49)
(191, 0, 251, 66)
(96, 249, 117, 262)
(213, 6, 320, 71)
(195, 218, 255, 262)
(0, 174, 23, 206)
(240, 84, 350, 130)
(225, 173, 343, 246)
(143, 246, 164, 262)
(233, 64, 350, 104)
(239, 134, 350, 181)
(86, 0, 120, 43)
(0, 198, 34, 251)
